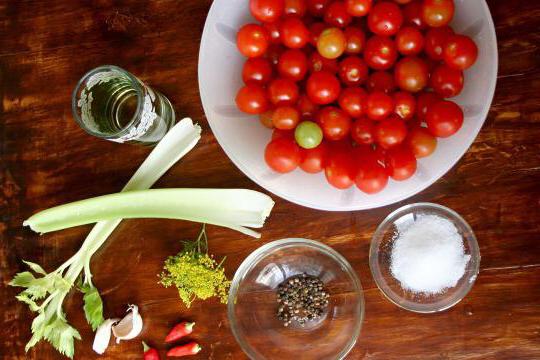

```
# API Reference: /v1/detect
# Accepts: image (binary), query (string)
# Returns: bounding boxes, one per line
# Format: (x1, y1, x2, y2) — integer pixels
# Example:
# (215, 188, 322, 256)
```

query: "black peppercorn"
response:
(275, 273, 330, 327)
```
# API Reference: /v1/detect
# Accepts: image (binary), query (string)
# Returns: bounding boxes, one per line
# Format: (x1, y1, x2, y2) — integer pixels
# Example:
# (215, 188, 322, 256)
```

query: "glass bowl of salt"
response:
(369, 203, 480, 313)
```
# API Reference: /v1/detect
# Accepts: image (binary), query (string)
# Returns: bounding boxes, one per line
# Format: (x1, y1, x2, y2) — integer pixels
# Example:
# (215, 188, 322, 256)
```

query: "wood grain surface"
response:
(1, 0, 540, 359)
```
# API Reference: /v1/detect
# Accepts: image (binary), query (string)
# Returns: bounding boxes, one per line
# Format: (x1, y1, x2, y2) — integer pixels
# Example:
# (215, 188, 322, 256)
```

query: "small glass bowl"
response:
(228, 238, 364, 360)
(369, 203, 480, 313)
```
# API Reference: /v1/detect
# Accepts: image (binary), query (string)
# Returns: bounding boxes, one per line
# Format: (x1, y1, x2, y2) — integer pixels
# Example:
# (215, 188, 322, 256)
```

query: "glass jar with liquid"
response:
(72, 65, 176, 145)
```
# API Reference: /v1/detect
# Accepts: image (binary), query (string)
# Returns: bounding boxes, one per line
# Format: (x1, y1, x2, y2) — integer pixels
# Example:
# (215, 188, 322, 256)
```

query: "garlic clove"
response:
(112, 304, 143, 343)
(92, 318, 120, 355)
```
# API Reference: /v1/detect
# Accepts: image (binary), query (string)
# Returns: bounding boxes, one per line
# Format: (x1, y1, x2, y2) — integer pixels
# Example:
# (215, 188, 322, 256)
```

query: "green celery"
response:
(10, 118, 202, 358)
(24, 188, 274, 238)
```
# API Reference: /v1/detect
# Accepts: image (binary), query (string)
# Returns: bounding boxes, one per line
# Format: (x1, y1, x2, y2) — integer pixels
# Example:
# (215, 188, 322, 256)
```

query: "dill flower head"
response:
(159, 226, 230, 308)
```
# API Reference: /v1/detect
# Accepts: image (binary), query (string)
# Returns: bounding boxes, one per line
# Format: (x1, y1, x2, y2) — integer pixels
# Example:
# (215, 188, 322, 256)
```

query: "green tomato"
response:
(295, 121, 323, 149)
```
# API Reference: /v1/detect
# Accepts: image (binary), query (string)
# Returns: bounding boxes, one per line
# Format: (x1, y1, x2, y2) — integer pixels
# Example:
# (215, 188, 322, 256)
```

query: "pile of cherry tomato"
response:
(235, 0, 478, 194)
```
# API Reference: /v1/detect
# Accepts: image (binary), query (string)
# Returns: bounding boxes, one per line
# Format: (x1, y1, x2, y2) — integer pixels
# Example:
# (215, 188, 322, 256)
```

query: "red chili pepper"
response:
(142, 341, 160, 360)
(165, 322, 195, 343)
(166, 342, 201, 357)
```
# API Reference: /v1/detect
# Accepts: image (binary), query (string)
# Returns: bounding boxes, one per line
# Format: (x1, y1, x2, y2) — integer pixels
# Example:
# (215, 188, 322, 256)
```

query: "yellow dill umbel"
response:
(159, 225, 231, 308)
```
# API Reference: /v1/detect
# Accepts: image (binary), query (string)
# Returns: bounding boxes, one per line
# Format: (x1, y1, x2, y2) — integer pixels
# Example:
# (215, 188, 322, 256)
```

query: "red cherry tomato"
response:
(309, 52, 339, 73)
(367, 71, 396, 93)
(307, 0, 332, 17)
(344, 27, 366, 54)
(444, 34, 478, 70)
(368, 1, 403, 36)
(430, 64, 464, 98)
(345, 0, 372, 17)
(303, 17, 317, 28)
(422, 0, 455, 28)
(338, 56, 369, 86)
(306, 71, 342, 104)
(366, 91, 394, 120)
(385, 146, 417, 180)
(317, 28, 347, 59)
(394, 56, 429, 93)
(424, 26, 454, 60)
(423, 56, 439, 73)
(426, 100, 463, 138)
(266, 44, 285, 66)
(325, 150, 357, 189)
(250, 0, 285, 23)
(407, 127, 437, 158)
(263, 20, 282, 44)
(309, 22, 327, 46)
(364, 35, 398, 70)
(304, 16, 317, 27)
(236, 84, 269, 114)
(317, 106, 352, 140)
(260, 109, 275, 128)
(407, 117, 422, 130)
(351, 117, 375, 145)
(265, 137, 301, 173)
(373, 145, 387, 163)
(237, 24, 270, 58)
(395, 26, 424, 56)
(330, 139, 354, 153)
(281, 17, 310, 49)
(272, 128, 295, 140)
(272, 106, 300, 129)
(268, 78, 300, 106)
(403, 0, 426, 29)
(278, 49, 309, 81)
(393, 91, 416, 120)
(239, 0, 470, 185)
(324, 1, 352, 28)
(297, 94, 320, 119)
(355, 160, 388, 194)
(242, 58, 273, 85)
(416, 91, 442, 121)
(375, 114, 408, 149)
(284, 0, 307, 16)
(355, 144, 379, 162)
(338, 87, 368, 117)
(300, 142, 328, 173)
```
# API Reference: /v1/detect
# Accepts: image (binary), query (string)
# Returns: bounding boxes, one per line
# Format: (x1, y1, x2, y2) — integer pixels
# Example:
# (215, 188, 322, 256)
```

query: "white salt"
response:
(390, 214, 471, 294)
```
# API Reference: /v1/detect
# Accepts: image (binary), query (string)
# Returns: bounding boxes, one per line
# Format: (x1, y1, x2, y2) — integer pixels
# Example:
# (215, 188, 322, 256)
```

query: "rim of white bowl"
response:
(198, 0, 499, 211)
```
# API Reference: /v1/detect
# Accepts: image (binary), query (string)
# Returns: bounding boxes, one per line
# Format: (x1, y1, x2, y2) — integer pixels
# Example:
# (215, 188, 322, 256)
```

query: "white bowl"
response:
(198, 0, 498, 211)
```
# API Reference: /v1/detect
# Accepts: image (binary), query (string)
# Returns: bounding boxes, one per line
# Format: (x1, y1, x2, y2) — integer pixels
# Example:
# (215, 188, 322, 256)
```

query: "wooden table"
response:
(1, 1, 539, 359)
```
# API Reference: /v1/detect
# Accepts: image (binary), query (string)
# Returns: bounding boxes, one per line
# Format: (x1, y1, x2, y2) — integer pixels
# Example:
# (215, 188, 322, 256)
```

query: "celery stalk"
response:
(79, 118, 201, 284)
(122, 117, 202, 191)
(24, 188, 274, 238)
(10, 118, 203, 358)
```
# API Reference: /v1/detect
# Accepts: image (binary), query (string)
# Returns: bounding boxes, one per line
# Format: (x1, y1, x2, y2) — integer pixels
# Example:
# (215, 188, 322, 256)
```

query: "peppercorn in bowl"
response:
(228, 238, 364, 360)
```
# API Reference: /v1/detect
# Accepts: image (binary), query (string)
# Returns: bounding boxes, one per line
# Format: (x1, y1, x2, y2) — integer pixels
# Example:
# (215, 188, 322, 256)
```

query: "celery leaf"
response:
(80, 284, 104, 331)
(9, 271, 36, 287)
(43, 315, 81, 359)
(23, 260, 47, 275)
